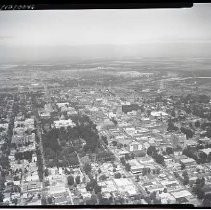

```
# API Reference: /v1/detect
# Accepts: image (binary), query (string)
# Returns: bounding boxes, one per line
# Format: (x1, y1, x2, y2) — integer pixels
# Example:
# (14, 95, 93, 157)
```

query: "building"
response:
(180, 158, 197, 167)
(53, 119, 75, 129)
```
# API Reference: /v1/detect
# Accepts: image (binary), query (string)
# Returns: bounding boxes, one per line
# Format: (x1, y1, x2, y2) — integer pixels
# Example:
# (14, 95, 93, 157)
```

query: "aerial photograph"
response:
(0, 3, 211, 207)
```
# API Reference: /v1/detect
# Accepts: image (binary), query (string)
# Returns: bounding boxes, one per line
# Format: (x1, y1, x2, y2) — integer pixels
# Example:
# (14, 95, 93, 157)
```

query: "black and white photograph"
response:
(0, 2, 211, 207)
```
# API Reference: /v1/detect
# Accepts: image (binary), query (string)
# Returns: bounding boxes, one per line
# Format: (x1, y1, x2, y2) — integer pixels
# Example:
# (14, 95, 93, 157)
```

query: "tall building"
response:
(160, 80, 166, 91)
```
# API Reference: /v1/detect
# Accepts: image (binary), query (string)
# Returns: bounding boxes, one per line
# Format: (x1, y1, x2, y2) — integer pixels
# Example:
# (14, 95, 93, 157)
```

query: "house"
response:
(113, 178, 138, 197)
(159, 191, 176, 204)
(52, 191, 72, 205)
(170, 190, 193, 204)
(138, 156, 155, 165)
(184, 140, 197, 148)
(180, 158, 197, 167)
(151, 111, 168, 118)
(128, 159, 144, 174)
(199, 137, 211, 145)
(22, 181, 41, 193)
(27, 199, 42, 205)
(98, 119, 115, 130)
(26, 173, 39, 182)
(128, 140, 144, 153)
(125, 127, 136, 136)
(160, 180, 182, 192)
(122, 104, 140, 114)
(201, 184, 211, 196)
(139, 179, 164, 194)
(99, 180, 117, 194)
(199, 148, 211, 156)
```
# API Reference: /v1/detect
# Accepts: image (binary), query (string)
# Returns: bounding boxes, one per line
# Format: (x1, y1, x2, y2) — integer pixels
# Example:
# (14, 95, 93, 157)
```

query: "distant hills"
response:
(1, 42, 211, 65)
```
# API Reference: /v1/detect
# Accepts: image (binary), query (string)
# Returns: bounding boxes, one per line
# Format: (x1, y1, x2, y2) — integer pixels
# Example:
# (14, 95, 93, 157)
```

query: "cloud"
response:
(0, 35, 14, 40)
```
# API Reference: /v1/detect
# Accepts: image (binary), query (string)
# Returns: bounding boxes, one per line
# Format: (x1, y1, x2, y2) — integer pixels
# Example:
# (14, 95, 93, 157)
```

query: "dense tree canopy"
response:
(67, 175, 75, 186)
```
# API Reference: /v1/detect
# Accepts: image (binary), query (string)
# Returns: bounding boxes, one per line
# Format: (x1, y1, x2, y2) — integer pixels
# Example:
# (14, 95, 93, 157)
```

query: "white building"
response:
(53, 119, 75, 129)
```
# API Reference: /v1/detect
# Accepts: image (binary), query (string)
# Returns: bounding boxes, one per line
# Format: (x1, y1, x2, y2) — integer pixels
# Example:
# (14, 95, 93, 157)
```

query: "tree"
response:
(86, 179, 97, 192)
(208, 152, 211, 162)
(195, 121, 200, 128)
(12, 198, 18, 205)
(130, 153, 135, 159)
(125, 153, 130, 160)
(155, 168, 161, 175)
(83, 163, 92, 175)
(98, 168, 102, 174)
(41, 197, 47, 205)
(75, 176, 81, 185)
(99, 197, 111, 205)
(198, 152, 207, 164)
(202, 193, 211, 207)
(181, 162, 186, 170)
(137, 151, 146, 157)
(44, 147, 56, 160)
(173, 171, 179, 178)
(192, 177, 206, 199)
(154, 154, 165, 166)
(0, 155, 10, 170)
(13, 185, 21, 193)
(166, 147, 174, 155)
(120, 157, 126, 165)
(198, 94, 210, 104)
(142, 168, 148, 176)
(180, 127, 194, 139)
(114, 173, 121, 179)
(108, 195, 114, 204)
(73, 115, 99, 152)
(44, 180, 50, 187)
(99, 174, 107, 181)
(182, 171, 189, 185)
(67, 175, 75, 186)
(44, 168, 49, 177)
(96, 151, 115, 162)
(102, 136, 108, 145)
(87, 194, 98, 205)
(147, 146, 157, 157)
(117, 143, 123, 149)
(47, 196, 54, 204)
(0, 127, 6, 133)
(135, 175, 140, 182)
(94, 184, 102, 194)
(192, 186, 205, 199)
(0, 191, 4, 203)
(125, 163, 131, 171)
(167, 120, 179, 132)
(196, 177, 205, 189)
(112, 141, 117, 147)
(171, 110, 176, 118)
(182, 147, 197, 160)
(113, 163, 117, 168)
(197, 142, 204, 150)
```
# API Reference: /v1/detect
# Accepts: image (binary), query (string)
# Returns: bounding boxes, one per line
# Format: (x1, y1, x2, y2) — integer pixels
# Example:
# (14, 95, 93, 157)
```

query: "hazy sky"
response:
(0, 3, 211, 62)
